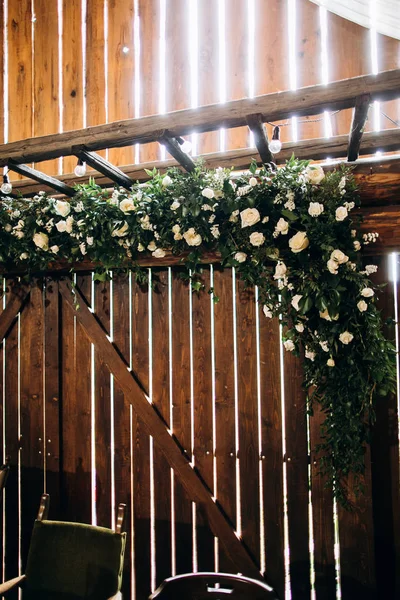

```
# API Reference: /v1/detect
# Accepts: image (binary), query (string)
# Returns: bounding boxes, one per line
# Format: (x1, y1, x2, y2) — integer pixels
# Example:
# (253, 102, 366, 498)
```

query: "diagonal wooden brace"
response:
(347, 94, 371, 162)
(58, 278, 262, 581)
(0, 283, 31, 340)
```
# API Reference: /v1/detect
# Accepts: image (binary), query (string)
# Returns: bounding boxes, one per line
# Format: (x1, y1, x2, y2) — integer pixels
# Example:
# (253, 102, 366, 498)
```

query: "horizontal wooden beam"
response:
(74, 150, 134, 190)
(59, 279, 262, 580)
(347, 94, 371, 162)
(7, 161, 75, 196)
(0, 68, 399, 166)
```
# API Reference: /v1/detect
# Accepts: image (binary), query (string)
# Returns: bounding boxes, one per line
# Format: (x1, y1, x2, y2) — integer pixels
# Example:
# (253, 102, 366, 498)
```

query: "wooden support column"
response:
(245, 114, 274, 164)
(74, 150, 134, 190)
(7, 162, 75, 196)
(159, 134, 196, 172)
(347, 94, 371, 162)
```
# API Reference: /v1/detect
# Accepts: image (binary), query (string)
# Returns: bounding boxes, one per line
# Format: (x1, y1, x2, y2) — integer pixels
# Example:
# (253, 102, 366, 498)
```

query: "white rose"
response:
(335, 206, 348, 221)
(174, 233, 183, 240)
(54, 200, 71, 217)
(86, 237, 94, 246)
(234, 252, 247, 263)
(291, 294, 303, 311)
(170, 201, 180, 211)
(327, 259, 339, 274)
(275, 218, 289, 235)
(319, 341, 329, 352)
(152, 248, 166, 258)
(33, 232, 49, 250)
(330, 249, 349, 264)
(249, 177, 257, 187)
(201, 187, 215, 199)
(119, 199, 136, 213)
(361, 287, 374, 298)
(357, 300, 368, 312)
(14, 231, 24, 239)
(112, 221, 129, 237)
(66, 216, 74, 233)
(4, 224, 12, 232)
(354, 240, 361, 251)
(304, 164, 325, 185)
(263, 305, 273, 319)
(162, 175, 172, 186)
(289, 231, 309, 253)
(20, 252, 29, 260)
(183, 228, 202, 247)
(327, 358, 335, 367)
(56, 220, 67, 233)
(249, 232, 265, 247)
(240, 208, 260, 228)
(137, 243, 145, 252)
(308, 202, 324, 217)
(147, 241, 157, 251)
(339, 331, 354, 345)
(295, 323, 304, 333)
(172, 224, 181, 234)
(229, 209, 239, 223)
(305, 348, 316, 361)
(284, 340, 295, 352)
(274, 262, 287, 280)
(50, 245, 59, 254)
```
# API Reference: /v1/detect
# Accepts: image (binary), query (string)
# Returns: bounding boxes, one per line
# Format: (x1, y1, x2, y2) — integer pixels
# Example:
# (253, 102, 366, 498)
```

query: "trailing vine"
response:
(0, 157, 395, 505)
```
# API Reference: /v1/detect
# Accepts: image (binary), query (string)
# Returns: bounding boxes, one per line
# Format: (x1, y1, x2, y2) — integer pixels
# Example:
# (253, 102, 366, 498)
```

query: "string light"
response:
(1, 172, 12, 195)
(74, 158, 87, 177)
(177, 136, 192, 154)
(268, 126, 282, 154)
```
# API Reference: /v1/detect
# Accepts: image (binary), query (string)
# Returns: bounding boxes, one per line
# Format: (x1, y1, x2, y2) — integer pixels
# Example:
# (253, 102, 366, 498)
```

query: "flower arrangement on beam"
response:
(0, 157, 395, 505)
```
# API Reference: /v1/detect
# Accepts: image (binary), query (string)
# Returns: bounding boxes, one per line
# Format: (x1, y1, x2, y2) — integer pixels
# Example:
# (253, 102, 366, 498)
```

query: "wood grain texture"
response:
(33, 0, 60, 175)
(376, 33, 400, 133)
(86, 0, 106, 161)
(283, 352, 310, 599)
(107, 0, 135, 167)
(258, 313, 285, 599)
(62, 0, 83, 175)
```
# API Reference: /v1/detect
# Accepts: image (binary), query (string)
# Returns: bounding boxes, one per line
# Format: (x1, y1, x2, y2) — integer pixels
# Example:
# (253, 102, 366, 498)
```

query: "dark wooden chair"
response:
(0, 493, 127, 600)
(149, 572, 279, 599)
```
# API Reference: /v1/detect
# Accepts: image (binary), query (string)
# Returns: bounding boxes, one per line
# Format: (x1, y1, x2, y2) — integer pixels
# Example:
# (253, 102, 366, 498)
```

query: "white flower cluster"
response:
(362, 232, 379, 245)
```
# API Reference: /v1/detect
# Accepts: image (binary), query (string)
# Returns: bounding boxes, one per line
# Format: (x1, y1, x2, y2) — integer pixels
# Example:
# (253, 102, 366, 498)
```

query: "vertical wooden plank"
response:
(197, 0, 219, 155)
(376, 34, 400, 137)
(284, 351, 310, 600)
(61, 275, 91, 523)
(259, 313, 285, 599)
(171, 272, 192, 575)
(165, 1, 190, 113)
(112, 273, 132, 599)
(62, 0, 83, 174)
(236, 280, 259, 566)
(131, 276, 151, 600)
(327, 12, 370, 138)
(151, 269, 172, 587)
(44, 279, 61, 518)
(139, 0, 160, 163)
(107, 0, 135, 167)
(86, 0, 106, 160)
(310, 405, 336, 600)
(225, 0, 249, 151)
(0, 2, 4, 146)
(33, 0, 60, 175)
(19, 284, 45, 568)
(213, 268, 236, 571)
(7, 0, 33, 180)
(94, 280, 112, 528)
(3, 291, 20, 595)
(192, 268, 214, 571)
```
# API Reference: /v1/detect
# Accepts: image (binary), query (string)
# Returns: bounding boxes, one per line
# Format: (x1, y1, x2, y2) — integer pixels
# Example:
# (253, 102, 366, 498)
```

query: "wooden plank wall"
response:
(2, 0, 400, 180)
(0, 265, 399, 600)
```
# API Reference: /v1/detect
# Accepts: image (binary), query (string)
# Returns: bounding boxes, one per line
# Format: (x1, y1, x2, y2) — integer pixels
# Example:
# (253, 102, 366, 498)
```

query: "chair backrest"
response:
(149, 572, 278, 600)
(24, 495, 126, 600)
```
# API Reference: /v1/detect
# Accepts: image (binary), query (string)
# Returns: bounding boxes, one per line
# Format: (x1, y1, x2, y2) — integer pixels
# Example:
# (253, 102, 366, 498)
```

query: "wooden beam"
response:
(245, 114, 274, 164)
(347, 94, 371, 162)
(7, 128, 400, 197)
(74, 149, 134, 190)
(7, 161, 75, 196)
(159, 134, 196, 172)
(0, 284, 30, 340)
(0, 68, 399, 166)
(58, 278, 262, 580)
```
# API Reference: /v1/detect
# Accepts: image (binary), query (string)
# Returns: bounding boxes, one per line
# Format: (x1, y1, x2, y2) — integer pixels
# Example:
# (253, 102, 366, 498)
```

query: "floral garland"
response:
(0, 157, 395, 505)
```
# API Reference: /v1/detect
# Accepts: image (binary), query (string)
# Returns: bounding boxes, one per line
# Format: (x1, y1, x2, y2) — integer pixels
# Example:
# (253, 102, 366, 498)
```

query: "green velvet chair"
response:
(0, 494, 127, 600)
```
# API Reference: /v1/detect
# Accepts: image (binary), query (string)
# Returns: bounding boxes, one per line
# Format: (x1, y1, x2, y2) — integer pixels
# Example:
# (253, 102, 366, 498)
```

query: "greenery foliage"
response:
(0, 158, 396, 505)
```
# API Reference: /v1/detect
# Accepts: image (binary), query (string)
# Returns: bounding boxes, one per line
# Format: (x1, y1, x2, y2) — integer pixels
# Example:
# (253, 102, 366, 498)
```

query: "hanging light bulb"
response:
(177, 136, 192, 154)
(268, 126, 282, 154)
(1, 173, 12, 195)
(74, 159, 87, 177)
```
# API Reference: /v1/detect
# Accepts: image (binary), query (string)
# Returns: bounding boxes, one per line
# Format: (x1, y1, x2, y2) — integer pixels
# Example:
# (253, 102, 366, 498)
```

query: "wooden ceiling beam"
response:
(0, 68, 399, 166)
(347, 94, 371, 162)
(245, 114, 274, 165)
(74, 149, 134, 190)
(159, 134, 196, 172)
(7, 161, 75, 196)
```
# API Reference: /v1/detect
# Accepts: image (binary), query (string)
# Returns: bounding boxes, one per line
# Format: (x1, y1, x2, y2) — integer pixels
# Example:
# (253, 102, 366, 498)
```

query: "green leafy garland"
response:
(0, 158, 395, 505)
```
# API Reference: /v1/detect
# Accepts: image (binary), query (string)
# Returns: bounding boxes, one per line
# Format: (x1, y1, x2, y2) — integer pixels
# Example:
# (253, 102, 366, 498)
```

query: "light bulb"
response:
(180, 139, 192, 154)
(122, 46, 129, 54)
(1, 175, 12, 195)
(74, 160, 87, 177)
(268, 125, 282, 155)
